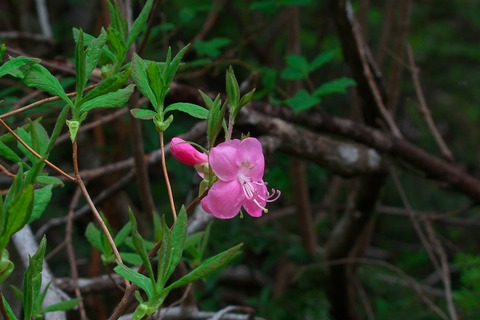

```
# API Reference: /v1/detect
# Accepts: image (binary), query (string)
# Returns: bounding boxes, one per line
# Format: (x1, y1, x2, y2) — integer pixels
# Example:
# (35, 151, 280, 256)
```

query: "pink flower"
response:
(201, 137, 280, 219)
(170, 137, 208, 166)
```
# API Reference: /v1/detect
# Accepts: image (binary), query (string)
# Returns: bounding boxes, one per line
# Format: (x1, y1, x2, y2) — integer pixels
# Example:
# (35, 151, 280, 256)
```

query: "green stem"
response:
(159, 130, 177, 222)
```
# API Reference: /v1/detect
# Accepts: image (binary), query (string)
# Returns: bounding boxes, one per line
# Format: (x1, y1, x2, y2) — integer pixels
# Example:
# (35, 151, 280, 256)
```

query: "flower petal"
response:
(242, 182, 267, 218)
(201, 180, 244, 219)
(170, 137, 208, 166)
(236, 138, 264, 180)
(209, 139, 241, 181)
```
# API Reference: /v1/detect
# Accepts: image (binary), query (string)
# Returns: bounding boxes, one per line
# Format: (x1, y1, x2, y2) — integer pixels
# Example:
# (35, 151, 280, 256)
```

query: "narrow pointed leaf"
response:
(165, 243, 243, 291)
(164, 102, 208, 119)
(166, 206, 188, 279)
(166, 45, 189, 84)
(1, 294, 18, 320)
(23, 236, 46, 320)
(79, 84, 135, 113)
(114, 263, 154, 299)
(130, 108, 157, 120)
(75, 29, 87, 96)
(0, 141, 24, 163)
(82, 68, 131, 102)
(85, 28, 108, 83)
(309, 50, 336, 72)
(41, 298, 81, 313)
(85, 223, 103, 252)
(28, 184, 53, 223)
(131, 54, 158, 109)
(313, 77, 356, 97)
(24, 64, 73, 108)
(129, 210, 155, 282)
(4, 185, 34, 242)
(126, 0, 154, 49)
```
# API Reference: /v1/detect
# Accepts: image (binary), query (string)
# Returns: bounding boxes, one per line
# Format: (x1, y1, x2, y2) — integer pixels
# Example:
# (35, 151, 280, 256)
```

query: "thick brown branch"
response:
(251, 103, 480, 203)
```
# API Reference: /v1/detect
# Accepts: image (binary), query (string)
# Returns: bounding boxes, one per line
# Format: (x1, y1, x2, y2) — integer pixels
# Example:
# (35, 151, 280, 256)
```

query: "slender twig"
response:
(38, 170, 136, 239)
(0, 84, 97, 120)
(348, 3, 403, 138)
(406, 44, 454, 161)
(0, 117, 75, 181)
(389, 166, 440, 270)
(72, 140, 125, 268)
(160, 130, 177, 221)
(65, 187, 88, 320)
(0, 163, 15, 178)
(424, 222, 459, 320)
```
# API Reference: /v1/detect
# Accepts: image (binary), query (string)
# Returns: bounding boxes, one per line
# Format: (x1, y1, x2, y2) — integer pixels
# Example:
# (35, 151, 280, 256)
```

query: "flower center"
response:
(239, 173, 281, 213)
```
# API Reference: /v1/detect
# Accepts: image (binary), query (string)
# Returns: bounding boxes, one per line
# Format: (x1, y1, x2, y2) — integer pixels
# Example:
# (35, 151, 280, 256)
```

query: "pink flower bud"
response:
(170, 137, 208, 166)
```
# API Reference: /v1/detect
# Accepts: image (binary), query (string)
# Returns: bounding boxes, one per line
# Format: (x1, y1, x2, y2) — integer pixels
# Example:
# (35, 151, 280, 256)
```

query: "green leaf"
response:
(165, 45, 189, 85)
(206, 95, 226, 148)
(82, 69, 131, 102)
(0, 141, 24, 163)
(309, 50, 336, 72)
(75, 29, 87, 97)
(73, 28, 115, 63)
(28, 185, 53, 223)
(16, 127, 35, 163)
(285, 89, 320, 113)
(1, 293, 18, 320)
(193, 38, 231, 58)
(114, 263, 154, 299)
(23, 64, 73, 108)
(79, 84, 135, 113)
(164, 103, 208, 119)
(126, 0, 154, 49)
(131, 54, 158, 109)
(45, 105, 70, 155)
(281, 54, 309, 80)
(41, 298, 81, 313)
(130, 108, 157, 120)
(66, 119, 80, 143)
(226, 67, 240, 109)
(35, 175, 64, 187)
(84, 28, 108, 84)
(31, 120, 49, 156)
(23, 236, 46, 320)
(3, 164, 24, 213)
(239, 88, 256, 108)
(129, 210, 155, 283)
(85, 223, 103, 252)
(108, 0, 128, 39)
(156, 218, 173, 289)
(119, 252, 143, 265)
(153, 114, 173, 132)
(3, 185, 34, 242)
(114, 221, 132, 246)
(167, 207, 188, 279)
(313, 77, 356, 97)
(146, 61, 165, 109)
(107, 27, 127, 65)
(0, 44, 5, 61)
(0, 56, 40, 79)
(0, 249, 14, 285)
(166, 243, 243, 291)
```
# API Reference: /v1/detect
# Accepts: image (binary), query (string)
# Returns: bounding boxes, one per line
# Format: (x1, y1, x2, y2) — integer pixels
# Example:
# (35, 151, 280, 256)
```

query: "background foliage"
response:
(1, 0, 480, 319)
